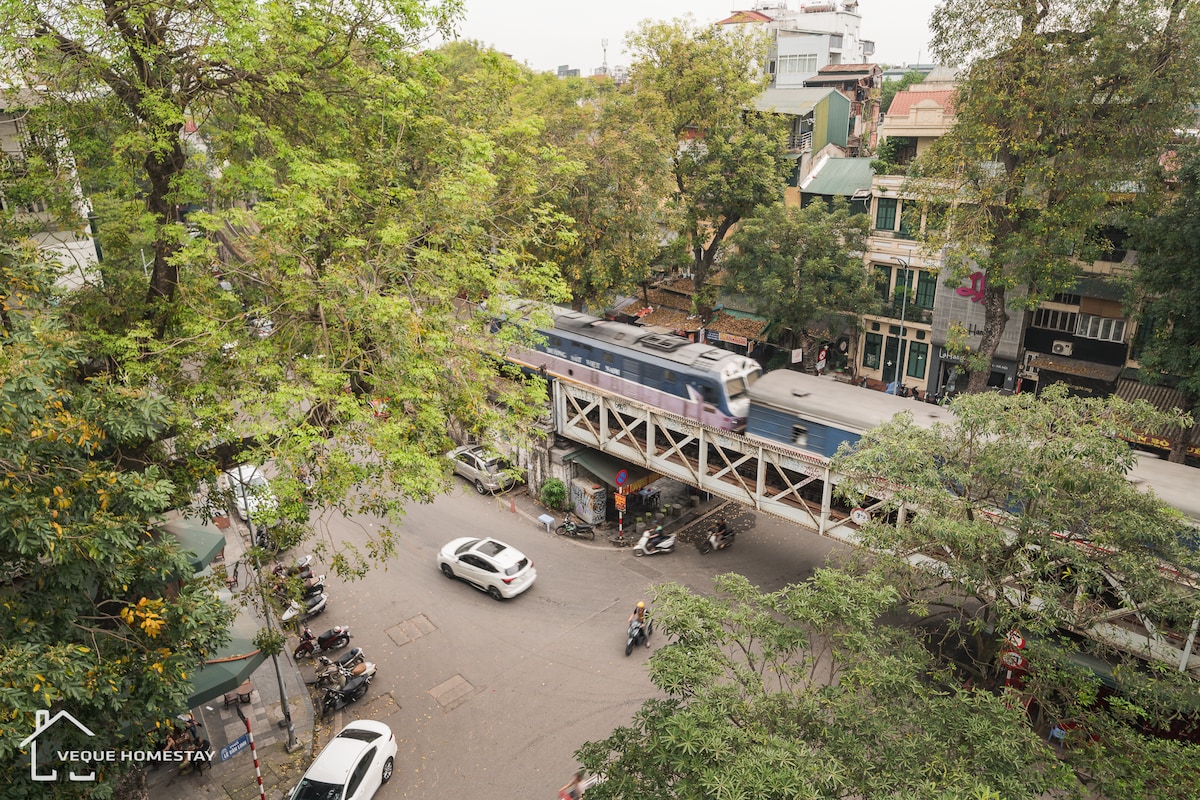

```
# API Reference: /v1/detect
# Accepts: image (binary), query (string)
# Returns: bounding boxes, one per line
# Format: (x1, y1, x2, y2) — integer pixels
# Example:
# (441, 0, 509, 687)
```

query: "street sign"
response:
(850, 508, 869, 525)
(1006, 629, 1026, 650)
(220, 733, 250, 762)
(615, 469, 629, 486)
(614, 493, 627, 511)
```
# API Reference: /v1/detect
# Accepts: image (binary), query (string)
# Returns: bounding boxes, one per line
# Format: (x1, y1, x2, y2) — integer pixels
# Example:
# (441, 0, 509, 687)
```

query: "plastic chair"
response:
(225, 561, 239, 590)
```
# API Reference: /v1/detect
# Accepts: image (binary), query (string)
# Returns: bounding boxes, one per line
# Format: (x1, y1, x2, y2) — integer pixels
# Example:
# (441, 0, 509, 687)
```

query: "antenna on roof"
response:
(601, 38, 609, 72)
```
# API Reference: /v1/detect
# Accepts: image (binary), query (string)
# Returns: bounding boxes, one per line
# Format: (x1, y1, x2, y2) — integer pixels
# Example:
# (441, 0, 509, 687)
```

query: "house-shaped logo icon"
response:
(19, 709, 98, 782)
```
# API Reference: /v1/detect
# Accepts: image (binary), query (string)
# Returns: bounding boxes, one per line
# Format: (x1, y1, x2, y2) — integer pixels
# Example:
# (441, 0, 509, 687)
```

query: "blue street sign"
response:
(220, 733, 251, 762)
(615, 469, 629, 486)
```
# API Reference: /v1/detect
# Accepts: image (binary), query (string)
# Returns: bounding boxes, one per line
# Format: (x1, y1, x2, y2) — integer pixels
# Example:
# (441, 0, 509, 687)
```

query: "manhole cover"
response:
(428, 674, 475, 711)
(386, 613, 437, 646)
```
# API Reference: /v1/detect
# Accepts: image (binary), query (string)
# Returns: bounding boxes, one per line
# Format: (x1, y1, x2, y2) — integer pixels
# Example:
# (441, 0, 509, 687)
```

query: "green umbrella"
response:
(185, 608, 265, 709)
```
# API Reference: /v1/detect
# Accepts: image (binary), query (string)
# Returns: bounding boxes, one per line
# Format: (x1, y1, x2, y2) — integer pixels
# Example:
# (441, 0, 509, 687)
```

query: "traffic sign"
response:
(220, 733, 250, 762)
(1006, 629, 1026, 650)
(615, 469, 629, 486)
(614, 493, 627, 511)
(1000, 650, 1027, 670)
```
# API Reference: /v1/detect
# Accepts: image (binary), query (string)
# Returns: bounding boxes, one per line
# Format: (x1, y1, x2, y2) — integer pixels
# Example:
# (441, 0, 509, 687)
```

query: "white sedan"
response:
(286, 719, 396, 800)
(436, 537, 537, 600)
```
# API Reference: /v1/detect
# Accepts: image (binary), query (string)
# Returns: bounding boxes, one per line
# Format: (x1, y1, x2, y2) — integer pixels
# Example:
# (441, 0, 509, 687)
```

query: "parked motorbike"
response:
(697, 522, 735, 555)
(555, 515, 596, 541)
(293, 625, 352, 659)
(632, 527, 676, 557)
(282, 591, 328, 623)
(274, 554, 314, 580)
(274, 573, 326, 600)
(319, 673, 372, 718)
(625, 618, 652, 655)
(313, 655, 377, 689)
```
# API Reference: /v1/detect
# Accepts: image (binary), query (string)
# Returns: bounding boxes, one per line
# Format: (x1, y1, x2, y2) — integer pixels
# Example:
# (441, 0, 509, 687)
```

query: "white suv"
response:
(287, 720, 396, 800)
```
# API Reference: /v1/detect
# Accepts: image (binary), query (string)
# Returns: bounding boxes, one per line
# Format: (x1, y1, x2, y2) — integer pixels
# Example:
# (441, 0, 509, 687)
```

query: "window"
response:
(1051, 292, 1081, 306)
(346, 749, 376, 799)
(863, 333, 883, 369)
(915, 271, 937, 310)
(777, 54, 818, 74)
(898, 203, 920, 239)
(874, 265, 892, 301)
(875, 198, 897, 231)
(663, 369, 677, 383)
(1033, 308, 1078, 333)
(906, 342, 928, 380)
(603, 353, 614, 363)
(792, 425, 809, 448)
(1077, 313, 1126, 343)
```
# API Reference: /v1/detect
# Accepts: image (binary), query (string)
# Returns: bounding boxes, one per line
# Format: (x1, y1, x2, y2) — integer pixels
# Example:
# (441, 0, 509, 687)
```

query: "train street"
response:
(294, 484, 846, 799)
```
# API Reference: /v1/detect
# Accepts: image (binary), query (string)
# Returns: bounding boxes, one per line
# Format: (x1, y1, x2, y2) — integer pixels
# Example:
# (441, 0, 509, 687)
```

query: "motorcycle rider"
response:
(712, 520, 731, 549)
(646, 525, 668, 553)
(627, 600, 652, 646)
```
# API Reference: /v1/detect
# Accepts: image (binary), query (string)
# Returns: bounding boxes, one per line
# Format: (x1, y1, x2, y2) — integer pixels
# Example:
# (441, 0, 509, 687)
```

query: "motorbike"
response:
(313, 655, 377, 689)
(273, 554, 314, 581)
(632, 528, 676, 557)
(282, 591, 328, 623)
(625, 618, 652, 655)
(555, 515, 596, 541)
(293, 625, 352, 659)
(274, 573, 326, 600)
(697, 522, 735, 555)
(319, 673, 372, 718)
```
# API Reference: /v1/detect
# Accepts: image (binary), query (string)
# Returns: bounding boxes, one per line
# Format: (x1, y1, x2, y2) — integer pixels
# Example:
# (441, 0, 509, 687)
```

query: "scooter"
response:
(313, 655, 377, 689)
(697, 522, 736, 555)
(273, 554, 314, 580)
(281, 591, 327, 623)
(274, 573, 326, 601)
(555, 516, 596, 541)
(625, 618, 652, 655)
(319, 673, 372, 718)
(632, 528, 676, 557)
(293, 625, 352, 659)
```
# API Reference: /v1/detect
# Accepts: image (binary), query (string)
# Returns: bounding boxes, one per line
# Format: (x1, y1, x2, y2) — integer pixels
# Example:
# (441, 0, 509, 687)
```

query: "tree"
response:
(833, 386, 1200, 796)
(724, 200, 873, 373)
(626, 17, 792, 319)
(915, 0, 1200, 393)
(1128, 144, 1200, 462)
(879, 68, 927, 118)
(524, 72, 672, 311)
(0, 247, 232, 799)
(576, 571, 1078, 799)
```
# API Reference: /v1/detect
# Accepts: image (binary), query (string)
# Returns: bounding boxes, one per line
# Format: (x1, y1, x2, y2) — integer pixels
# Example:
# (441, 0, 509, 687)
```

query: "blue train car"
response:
(746, 370, 955, 457)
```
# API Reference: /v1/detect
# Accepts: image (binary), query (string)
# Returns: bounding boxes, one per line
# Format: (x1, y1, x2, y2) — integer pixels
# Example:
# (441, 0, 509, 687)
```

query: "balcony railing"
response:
(787, 130, 813, 151)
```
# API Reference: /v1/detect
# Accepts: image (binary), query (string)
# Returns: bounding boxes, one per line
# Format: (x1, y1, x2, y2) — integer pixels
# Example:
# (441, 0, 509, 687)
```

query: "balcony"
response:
(787, 130, 813, 151)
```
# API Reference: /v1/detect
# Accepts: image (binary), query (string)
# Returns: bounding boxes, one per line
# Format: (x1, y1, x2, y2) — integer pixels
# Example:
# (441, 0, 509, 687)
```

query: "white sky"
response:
(451, 0, 941, 75)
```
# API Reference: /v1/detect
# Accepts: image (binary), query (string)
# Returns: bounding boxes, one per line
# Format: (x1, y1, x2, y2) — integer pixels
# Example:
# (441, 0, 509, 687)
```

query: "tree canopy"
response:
(724, 200, 873, 372)
(916, 0, 1200, 393)
(577, 571, 1077, 799)
(625, 17, 792, 319)
(833, 386, 1200, 796)
(1129, 144, 1200, 460)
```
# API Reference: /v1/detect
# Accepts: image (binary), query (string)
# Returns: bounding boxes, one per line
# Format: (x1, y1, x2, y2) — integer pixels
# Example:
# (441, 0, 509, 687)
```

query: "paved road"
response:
(302, 486, 846, 799)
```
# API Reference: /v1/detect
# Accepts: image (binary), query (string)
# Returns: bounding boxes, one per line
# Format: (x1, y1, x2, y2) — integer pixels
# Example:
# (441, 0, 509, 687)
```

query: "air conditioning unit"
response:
(1051, 340, 1074, 357)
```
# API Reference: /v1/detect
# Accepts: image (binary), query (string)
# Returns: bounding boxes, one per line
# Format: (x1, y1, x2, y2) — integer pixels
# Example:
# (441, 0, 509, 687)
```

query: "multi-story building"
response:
(802, 62, 882, 156)
(720, 2, 875, 87)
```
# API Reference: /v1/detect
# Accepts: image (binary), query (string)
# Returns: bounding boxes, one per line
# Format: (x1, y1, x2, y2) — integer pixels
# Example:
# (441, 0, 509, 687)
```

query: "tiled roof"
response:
(886, 89, 956, 117)
(638, 307, 702, 331)
(705, 310, 768, 339)
(718, 10, 773, 24)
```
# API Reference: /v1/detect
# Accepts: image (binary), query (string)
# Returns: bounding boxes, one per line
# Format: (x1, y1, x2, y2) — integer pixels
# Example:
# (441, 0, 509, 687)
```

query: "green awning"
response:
(160, 518, 226, 573)
(564, 448, 658, 492)
(185, 607, 265, 709)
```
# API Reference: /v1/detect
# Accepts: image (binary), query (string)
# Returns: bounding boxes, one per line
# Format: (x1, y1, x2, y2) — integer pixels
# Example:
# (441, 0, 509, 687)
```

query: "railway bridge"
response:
(549, 378, 1200, 678)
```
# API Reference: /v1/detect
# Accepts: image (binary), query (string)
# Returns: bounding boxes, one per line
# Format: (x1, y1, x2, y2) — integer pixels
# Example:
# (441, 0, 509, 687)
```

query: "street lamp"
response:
(237, 473, 298, 752)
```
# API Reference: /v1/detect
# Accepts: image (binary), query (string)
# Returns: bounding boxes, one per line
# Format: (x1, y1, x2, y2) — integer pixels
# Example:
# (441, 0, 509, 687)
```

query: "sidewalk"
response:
(149, 518, 317, 800)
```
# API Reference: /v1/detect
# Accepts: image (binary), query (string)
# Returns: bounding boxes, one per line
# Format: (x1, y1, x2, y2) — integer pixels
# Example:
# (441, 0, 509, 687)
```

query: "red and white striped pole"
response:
(236, 705, 267, 800)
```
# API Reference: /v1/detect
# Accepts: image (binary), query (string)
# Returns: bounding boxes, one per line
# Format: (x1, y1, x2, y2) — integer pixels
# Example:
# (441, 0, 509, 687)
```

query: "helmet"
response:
(655, 525, 663, 532)
(637, 601, 645, 610)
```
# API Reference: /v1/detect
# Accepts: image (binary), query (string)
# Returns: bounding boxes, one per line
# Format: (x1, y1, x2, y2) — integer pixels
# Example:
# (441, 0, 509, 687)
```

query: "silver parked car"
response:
(447, 445, 522, 494)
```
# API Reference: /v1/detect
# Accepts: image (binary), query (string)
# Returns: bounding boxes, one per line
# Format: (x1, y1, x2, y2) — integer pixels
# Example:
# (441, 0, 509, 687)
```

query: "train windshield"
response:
(724, 369, 760, 400)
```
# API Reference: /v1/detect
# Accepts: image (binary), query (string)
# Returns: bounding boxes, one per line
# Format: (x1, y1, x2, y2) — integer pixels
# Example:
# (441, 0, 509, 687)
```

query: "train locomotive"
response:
(511, 308, 762, 430)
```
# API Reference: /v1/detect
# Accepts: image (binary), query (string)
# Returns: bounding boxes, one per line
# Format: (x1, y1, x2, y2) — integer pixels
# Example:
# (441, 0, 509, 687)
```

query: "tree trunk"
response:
(966, 278, 1010, 394)
(144, 133, 188, 306)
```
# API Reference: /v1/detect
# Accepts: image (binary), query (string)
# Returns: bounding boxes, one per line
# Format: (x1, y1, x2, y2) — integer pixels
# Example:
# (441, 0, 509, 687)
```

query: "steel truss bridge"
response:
(552, 379, 1200, 678)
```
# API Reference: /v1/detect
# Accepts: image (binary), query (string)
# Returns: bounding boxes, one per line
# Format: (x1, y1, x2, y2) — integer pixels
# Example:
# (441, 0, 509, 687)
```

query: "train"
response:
(745, 370, 956, 458)
(510, 308, 763, 430)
